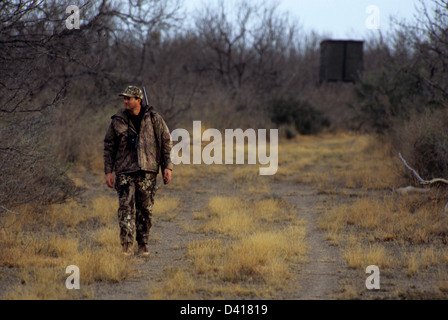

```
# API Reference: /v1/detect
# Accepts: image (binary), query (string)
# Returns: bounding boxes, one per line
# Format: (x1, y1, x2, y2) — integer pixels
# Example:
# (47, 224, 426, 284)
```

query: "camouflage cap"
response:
(118, 86, 143, 100)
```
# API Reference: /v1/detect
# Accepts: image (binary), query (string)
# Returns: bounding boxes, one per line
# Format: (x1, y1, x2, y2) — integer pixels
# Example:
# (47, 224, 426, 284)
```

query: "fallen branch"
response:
(398, 153, 448, 215)
(398, 153, 448, 185)
(0, 205, 20, 215)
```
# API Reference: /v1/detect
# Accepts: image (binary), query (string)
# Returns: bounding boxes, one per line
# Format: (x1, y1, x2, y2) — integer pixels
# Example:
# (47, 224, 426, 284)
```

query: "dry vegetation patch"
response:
(302, 134, 448, 299)
(150, 160, 308, 299)
(186, 193, 306, 297)
(319, 195, 448, 278)
(276, 133, 405, 190)
(0, 182, 136, 299)
(4, 132, 448, 300)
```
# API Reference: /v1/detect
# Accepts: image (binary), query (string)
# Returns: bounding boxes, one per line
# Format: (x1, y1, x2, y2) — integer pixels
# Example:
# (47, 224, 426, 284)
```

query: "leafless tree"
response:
(193, 0, 304, 99)
(0, 0, 184, 216)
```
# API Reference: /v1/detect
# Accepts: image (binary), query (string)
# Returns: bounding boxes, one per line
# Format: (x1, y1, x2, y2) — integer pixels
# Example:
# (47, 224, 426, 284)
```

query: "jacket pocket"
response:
(113, 121, 139, 173)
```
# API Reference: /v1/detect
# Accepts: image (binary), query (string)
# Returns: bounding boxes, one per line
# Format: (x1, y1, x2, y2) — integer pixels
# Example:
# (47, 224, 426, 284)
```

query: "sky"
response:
(185, 0, 429, 40)
(280, 0, 427, 39)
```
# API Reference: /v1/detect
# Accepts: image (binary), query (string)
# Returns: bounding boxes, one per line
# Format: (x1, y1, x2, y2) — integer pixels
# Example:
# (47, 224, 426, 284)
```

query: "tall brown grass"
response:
(319, 195, 448, 246)
(0, 189, 135, 299)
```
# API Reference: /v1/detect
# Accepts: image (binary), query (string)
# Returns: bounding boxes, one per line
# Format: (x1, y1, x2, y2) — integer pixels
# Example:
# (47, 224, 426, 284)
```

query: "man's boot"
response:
(138, 243, 150, 257)
(122, 243, 133, 256)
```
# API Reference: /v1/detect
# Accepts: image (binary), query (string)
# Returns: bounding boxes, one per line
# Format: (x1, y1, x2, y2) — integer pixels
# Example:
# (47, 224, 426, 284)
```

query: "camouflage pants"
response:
(115, 171, 157, 248)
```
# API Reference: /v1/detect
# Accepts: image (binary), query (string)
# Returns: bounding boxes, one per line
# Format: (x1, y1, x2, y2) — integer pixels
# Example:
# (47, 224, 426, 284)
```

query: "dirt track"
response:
(4, 134, 446, 300)
(84, 167, 351, 300)
(79, 133, 448, 301)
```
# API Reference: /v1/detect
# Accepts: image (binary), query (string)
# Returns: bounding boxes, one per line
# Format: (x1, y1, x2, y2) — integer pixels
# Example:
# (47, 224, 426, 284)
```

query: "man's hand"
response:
(106, 173, 114, 189)
(163, 168, 172, 185)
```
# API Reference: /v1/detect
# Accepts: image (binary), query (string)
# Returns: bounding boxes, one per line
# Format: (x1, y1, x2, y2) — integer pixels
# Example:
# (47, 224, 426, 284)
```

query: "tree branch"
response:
(399, 153, 448, 185)
(0, 205, 20, 215)
(398, 152, 448, 215)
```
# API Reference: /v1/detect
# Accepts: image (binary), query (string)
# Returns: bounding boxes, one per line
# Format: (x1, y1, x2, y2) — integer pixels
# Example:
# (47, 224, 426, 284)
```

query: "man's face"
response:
(124, 96, 141, 114)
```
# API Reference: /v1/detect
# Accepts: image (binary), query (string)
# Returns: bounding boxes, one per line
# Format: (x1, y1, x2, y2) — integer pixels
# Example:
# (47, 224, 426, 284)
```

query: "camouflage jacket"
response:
(104, 105, 173, 175)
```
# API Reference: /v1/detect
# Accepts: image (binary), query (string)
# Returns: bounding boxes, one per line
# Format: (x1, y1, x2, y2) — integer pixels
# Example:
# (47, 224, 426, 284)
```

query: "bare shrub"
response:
(392, 109, 448, 180)
(0, 0, 184, 213)
(0, 111, 81, 214)
(352, 0, 448, 183)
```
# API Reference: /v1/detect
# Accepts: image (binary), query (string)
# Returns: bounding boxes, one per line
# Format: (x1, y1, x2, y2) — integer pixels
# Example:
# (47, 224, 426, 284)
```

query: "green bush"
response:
(270, 97, 330, 136)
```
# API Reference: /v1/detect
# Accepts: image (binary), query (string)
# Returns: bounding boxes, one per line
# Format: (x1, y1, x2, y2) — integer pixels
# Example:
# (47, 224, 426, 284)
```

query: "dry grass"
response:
(0, 187, 135, 300)
(150, 267, 198, 300)
(1, 162, 183, 300)
(199, 196, 295, 237)
(318, 195, 448, 246)
(318, 193, 448, 286)
(243, 131, 448, 299)
(151, 132, 412, 299)
(403, 247, 446, 277)
(221, 225, 308, 284)
(149, 181, 307, 299)
(187, 224, 308, 283)
(153, 195, 180, 222)
(179, 225, 308, 298)
(178, 194, 307, 298)
(343, 244, 393, 269)
(4, 267, 79, 300)
(44, 195, 116, 229)
(72, 246, 135, 285)
(276, 133, 406, 190)
(202, 196, 256, 236)
(5, 131, 448, 300)
(305, 133, 448, 299)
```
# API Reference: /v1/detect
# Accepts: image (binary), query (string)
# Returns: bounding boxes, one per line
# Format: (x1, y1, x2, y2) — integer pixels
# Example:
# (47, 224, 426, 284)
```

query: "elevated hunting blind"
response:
(319, 40, 364, 83)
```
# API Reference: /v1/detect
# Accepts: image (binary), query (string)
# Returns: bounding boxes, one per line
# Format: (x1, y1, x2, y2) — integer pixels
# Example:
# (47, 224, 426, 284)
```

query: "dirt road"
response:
(86, 168, 348, 300)
(2, 134, 447, 301)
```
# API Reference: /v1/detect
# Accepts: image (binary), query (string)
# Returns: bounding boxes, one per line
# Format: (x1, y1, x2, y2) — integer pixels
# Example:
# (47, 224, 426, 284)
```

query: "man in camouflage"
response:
(104, 86, 173, 257)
